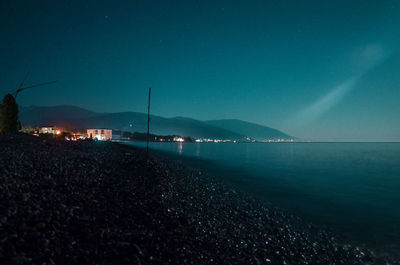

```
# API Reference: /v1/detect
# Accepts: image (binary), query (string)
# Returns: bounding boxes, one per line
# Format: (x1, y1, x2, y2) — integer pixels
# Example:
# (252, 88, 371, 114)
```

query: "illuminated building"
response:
(40, 126, 60, 134)
(86, 129, 122, 141)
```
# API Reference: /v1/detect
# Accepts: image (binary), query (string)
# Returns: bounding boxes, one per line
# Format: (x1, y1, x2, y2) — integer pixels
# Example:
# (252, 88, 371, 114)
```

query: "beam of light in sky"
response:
(291, 76, 360, 127)
(284, 44, 390, 131)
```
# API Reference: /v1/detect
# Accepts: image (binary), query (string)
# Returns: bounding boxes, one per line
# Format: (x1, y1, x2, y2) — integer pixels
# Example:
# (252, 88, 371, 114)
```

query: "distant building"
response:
(40, 126, 55, 134)
(87, 129, 122, 141)
(20, 126, 36, 134)
(40, 126, 61, 135)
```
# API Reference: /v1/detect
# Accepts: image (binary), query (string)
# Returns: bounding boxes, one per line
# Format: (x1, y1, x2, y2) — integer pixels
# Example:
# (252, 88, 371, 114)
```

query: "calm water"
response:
(125, 142, 400, 253)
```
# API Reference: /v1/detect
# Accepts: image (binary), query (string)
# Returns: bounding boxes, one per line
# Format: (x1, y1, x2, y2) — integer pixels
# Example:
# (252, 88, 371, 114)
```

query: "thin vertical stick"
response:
(146, 87, 151, 156)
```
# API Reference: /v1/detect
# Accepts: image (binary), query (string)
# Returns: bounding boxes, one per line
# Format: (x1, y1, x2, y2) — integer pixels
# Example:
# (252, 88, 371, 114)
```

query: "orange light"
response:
(56, 130, 61, 135)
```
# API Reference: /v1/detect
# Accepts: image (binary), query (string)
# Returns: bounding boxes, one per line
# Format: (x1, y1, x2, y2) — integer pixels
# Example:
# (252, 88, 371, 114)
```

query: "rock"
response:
(36, 222, 46, 230)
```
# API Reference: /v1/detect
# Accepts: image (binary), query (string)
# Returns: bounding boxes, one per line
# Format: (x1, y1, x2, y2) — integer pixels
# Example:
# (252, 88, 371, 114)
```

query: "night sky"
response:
(1, 0, 400, 141)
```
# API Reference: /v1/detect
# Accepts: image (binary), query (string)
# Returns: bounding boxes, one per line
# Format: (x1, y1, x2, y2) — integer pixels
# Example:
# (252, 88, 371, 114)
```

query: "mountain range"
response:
(19, 105, 293, 140)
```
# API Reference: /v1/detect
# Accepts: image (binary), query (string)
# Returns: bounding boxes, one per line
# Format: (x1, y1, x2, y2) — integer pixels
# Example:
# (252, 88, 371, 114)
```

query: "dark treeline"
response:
(124, 131, 194, 142)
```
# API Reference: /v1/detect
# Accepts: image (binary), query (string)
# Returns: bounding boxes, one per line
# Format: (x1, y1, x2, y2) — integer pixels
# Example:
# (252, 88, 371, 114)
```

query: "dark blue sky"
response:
(1, 0, 399, 141)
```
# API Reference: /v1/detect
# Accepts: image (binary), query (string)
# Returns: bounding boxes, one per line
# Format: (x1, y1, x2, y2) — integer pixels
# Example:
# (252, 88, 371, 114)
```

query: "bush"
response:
(1, 94, 19, 134)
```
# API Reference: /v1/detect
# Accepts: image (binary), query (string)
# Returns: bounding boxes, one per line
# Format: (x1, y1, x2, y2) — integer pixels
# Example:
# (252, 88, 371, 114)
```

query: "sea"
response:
(125, 141, 400, 255)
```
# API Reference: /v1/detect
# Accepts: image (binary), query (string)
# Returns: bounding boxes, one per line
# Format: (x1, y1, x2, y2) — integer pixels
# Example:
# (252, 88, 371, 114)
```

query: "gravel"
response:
(0, 134, 398, 264)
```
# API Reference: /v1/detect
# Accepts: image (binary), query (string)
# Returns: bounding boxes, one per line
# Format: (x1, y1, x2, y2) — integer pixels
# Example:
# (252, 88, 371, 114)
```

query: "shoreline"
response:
(141, 144, 400, 254)
(0, 135, 398, 264)
(126, 141, 400, 255)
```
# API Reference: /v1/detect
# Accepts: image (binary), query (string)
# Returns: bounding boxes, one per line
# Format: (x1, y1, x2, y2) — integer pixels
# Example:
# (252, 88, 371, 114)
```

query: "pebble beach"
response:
(0, 134, 398, 264)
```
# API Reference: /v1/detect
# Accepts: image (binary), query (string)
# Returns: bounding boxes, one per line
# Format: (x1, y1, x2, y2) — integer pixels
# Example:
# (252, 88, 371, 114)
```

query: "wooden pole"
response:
(146, 87, 151, 156)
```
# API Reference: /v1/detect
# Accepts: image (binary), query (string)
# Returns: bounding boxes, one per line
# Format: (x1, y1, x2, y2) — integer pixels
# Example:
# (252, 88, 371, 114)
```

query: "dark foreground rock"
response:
(0, 134, 398, 264)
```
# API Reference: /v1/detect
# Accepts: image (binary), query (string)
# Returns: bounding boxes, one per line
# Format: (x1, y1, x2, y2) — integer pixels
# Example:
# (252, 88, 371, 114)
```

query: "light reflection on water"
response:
(177, 142, 183, 154)
(195, 143, 200, 157)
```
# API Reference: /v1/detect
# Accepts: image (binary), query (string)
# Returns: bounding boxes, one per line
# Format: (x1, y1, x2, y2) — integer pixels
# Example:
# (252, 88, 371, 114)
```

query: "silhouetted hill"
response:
(206, 119, 292, 140)
(19, 106, 293, 140)
(19, 105, 99, 128)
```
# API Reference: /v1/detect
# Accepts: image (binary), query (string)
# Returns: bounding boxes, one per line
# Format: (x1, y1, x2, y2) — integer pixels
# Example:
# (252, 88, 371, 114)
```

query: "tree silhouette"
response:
(1, 94, 19, 134)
